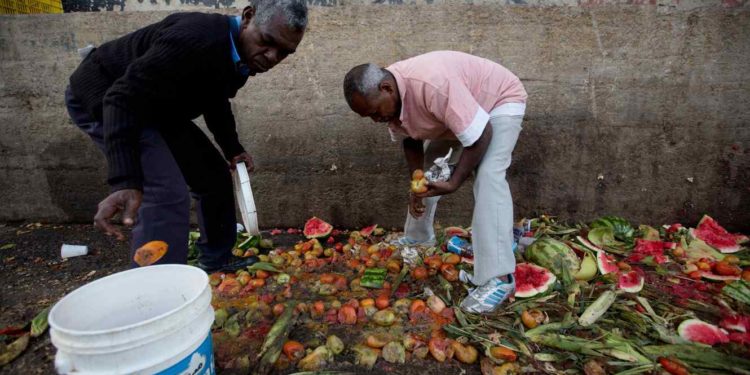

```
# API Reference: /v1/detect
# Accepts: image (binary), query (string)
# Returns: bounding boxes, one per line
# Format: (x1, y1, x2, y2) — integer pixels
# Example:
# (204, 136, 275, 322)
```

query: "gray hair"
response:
(343, 63, 387, 107)
(251, 0, 308, 30)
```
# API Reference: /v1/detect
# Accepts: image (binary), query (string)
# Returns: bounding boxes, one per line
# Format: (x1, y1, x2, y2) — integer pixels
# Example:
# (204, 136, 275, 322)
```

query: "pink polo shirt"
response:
(386, 51, 527, 147)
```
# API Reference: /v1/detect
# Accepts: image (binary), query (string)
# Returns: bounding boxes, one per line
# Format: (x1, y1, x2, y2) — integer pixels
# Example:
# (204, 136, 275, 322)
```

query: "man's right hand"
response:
(409, 192, 426, 218)
(94, 189, 143, 241)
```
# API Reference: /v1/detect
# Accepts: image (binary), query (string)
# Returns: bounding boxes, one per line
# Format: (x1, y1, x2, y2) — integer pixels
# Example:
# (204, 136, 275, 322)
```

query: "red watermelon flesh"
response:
(729, 332, 750, 345)
(303, 217, 333, 239)
(360, 224, 378, 237)
(720, 315, 750, 333)
(514, 263, 556, 298)
(596, 250, 619, 275)
(678, 319, 730, 346)
(693, 215, 741, 253)
(618, 270, 644, 293)
(627, 239, 668, 264)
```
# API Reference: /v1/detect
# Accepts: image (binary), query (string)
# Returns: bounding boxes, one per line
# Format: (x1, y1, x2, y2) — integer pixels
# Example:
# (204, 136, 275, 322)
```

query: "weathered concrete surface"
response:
(1, 5, 749, 230)
(61, 0, 748, 12)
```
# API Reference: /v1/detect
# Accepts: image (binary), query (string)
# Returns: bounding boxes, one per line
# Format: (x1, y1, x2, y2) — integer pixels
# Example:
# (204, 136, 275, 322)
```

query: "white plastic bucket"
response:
(49, 265, 215, 374)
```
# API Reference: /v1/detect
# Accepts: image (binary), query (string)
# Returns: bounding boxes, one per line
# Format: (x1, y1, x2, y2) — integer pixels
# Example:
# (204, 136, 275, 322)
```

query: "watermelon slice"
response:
(720, 315, 750, 333)
(514, 263, 556, 298)
(692, 215, 742, 253)
(618, 271, 644, 293)
(627, 239, 668, 264)
(574, 252, 597, 281)
(699, 271, 740, 282)
(677, 319, 730, 346)
(576, 236, 603, 252)
(728, 332, 750, 345)
(360, 224, 378, 237)
(445, 226, 470, 238)
(596, 250, 619, 275)
(303, 217, 333, 239)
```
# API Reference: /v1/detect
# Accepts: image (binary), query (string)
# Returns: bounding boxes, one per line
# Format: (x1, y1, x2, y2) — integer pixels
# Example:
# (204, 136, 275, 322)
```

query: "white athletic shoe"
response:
(460, 274, 515, 314)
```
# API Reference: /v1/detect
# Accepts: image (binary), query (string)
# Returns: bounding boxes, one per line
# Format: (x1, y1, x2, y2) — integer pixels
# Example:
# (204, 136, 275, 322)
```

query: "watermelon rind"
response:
(576, 236, 603, 252)
(574, 253, 598, 281)
(692, 215, 741, 253)
(595, 250, 619, 275)
(303, 217, 333, 239)
(617, 271, 644, 293)
(590, 216, 634, 243)
(677, 319, 730, 346)
(514, 262, 556, 298)
(524, 237, 581, 280)
(699, 271, 740, 282)
(684, 237, 725, 262)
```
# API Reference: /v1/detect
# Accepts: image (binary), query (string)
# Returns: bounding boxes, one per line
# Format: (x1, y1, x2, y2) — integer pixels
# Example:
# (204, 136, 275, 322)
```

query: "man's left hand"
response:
(415, 180, 458, 198)
(230, 152, 255, 173)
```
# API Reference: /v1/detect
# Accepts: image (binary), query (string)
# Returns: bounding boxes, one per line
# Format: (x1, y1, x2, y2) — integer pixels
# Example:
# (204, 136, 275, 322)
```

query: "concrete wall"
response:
(59, 0, 747, 12)
(1, 5, 749, 231)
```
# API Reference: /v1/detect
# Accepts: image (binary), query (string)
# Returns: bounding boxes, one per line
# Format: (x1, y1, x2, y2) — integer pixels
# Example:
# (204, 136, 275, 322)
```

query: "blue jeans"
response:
(65, 86, 236, 268)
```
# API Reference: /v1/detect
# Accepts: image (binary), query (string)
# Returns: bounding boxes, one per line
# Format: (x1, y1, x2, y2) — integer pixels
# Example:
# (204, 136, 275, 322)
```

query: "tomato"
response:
(440, 263, 459, 282)
(333, 275, 349, 291)
(283, 340, 305, 361)
(443, 253, 461, 265)
(344, 299, 360, 309)
(658, 357, 689, 375)
(375, 293, 390, 310)
(410, 299, 426, 315)
(360, 298, 375, 308)
(272, 303, 285, 316)
(428, 337, 453, 362)
(714, 261, 742, 276)
(489, 346, 517, 362)
(412, 266, 428, 280)
(217, 278, 241, 296)
(338, 305, 357, 325)
(312, 301, 325, 318)
(248, 279, 265, 288)
(386, 259, 402, 273)
(424, 255, 443, 269)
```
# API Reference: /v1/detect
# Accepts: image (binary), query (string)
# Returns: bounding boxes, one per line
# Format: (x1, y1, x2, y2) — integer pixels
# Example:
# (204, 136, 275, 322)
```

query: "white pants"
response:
(404, 114, 523, 286)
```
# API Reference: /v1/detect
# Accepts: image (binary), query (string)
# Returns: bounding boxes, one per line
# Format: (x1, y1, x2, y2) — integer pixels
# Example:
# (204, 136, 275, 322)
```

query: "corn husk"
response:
(578, 290, 617, 327)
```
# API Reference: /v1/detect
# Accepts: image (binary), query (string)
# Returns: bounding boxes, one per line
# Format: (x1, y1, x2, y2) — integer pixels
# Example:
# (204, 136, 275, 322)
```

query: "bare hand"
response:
(94, 189, 143, 241)
(409, 192, 426, 218)
(230, 152, 255, 173)
(414, 180, 458, 198)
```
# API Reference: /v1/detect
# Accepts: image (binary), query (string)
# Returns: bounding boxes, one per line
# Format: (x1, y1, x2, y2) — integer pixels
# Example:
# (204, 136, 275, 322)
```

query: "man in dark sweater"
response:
(65, 0, 307, 271)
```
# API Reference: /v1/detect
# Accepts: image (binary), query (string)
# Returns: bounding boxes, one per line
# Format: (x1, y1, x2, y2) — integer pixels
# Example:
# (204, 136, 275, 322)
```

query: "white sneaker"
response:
(459, 270, 476, 286)
(460, 274, 515, 314)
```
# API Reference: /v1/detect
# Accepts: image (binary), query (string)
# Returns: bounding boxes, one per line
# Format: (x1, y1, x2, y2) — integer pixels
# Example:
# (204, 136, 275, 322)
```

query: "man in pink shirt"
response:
(343, 51, 527, 313)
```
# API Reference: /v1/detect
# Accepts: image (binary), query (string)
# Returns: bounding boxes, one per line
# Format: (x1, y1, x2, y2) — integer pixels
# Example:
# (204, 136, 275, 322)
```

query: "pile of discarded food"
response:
(206, 215, 750, 374)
